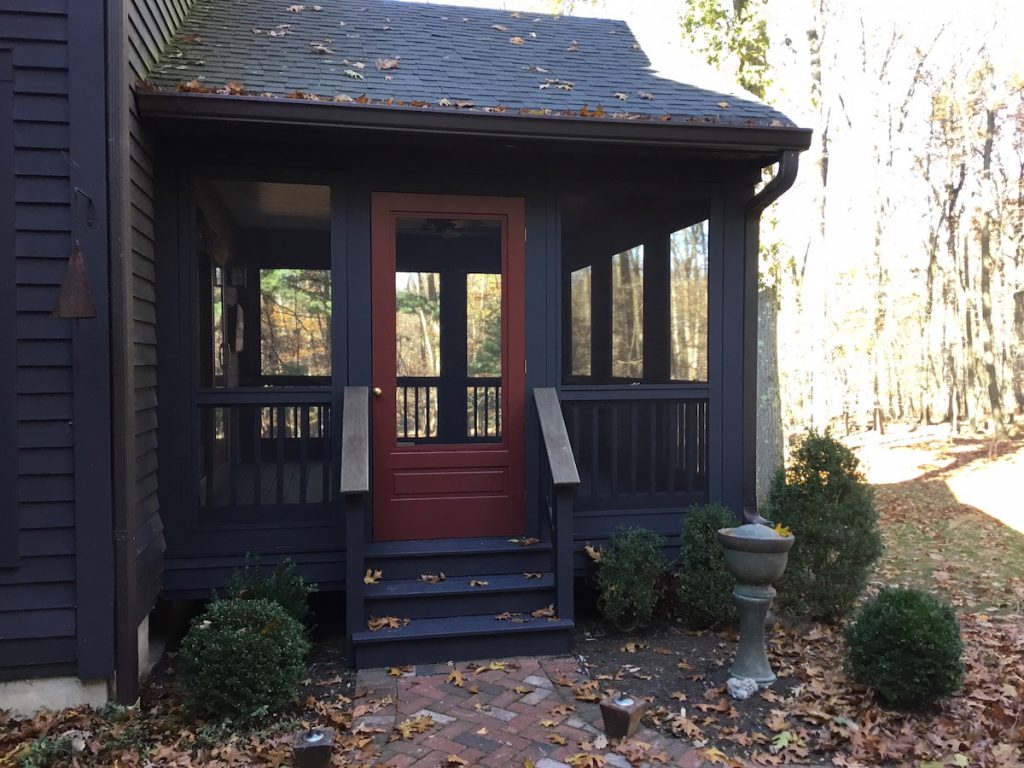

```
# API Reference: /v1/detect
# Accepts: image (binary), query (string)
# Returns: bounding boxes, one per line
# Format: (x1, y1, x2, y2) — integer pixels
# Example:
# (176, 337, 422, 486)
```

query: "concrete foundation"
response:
(0, 677, 109, 717)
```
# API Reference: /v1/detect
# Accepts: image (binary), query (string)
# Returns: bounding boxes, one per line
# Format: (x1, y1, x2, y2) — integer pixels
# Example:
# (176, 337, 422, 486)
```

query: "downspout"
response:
(106, 0, 140, 704)
(741, 150, 800, 524)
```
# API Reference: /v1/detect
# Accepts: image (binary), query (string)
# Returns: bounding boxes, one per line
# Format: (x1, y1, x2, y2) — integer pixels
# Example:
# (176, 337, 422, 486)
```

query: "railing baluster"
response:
(414, 386, 420, 438)
(251, 406, 261, 505)
(649, 400, 657, 493)
(322, 406, 331, 502)
(299, 404, 310, 504)
(228, 406, 239, 508)
(629, 401, 638, 495)
(590, 402, 600, 497)
(685, 400, 698, 492)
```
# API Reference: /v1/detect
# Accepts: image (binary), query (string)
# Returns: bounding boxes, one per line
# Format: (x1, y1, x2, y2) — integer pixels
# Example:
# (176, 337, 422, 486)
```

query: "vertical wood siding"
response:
(126, 0, 195, 621)
(0, 1, 79, 680)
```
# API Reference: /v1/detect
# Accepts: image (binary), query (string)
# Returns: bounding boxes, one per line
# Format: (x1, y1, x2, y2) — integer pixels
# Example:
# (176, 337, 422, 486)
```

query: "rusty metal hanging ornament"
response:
(52, 240, 97, 319)
(53, 187, 97, 319)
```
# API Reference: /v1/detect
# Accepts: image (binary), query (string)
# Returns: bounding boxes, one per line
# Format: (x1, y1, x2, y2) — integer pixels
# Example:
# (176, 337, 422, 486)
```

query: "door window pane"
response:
(611, 245, 644, 379)
(466, 273, 502, 378)
(395, 271, 441, 378)
(670, 222, 709, 382)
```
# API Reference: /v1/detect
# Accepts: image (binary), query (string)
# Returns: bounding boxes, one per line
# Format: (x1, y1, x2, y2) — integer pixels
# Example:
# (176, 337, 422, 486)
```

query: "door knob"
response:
(372, 387, 383, 397)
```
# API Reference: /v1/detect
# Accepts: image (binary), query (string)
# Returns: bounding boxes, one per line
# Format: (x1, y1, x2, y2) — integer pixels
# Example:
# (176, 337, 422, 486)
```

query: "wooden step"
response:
(351, 614, 574, 668)
(364, 572, 555, 619)
(364, 537, 552, 579)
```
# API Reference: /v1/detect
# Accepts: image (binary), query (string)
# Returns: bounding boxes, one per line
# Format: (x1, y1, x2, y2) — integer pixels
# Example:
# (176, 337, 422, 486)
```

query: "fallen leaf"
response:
(549, 734, 568, 745)
(367, 615, 410, 631)
(566, 754, 604, 768)
(387, 665, 412, 676)
(376, 57, 400, 70)
(614, 92, 629, 101)
(527, 64, 550, 73)
(700, 747, 730, 765)
(343, 69, 365, 80)
(287, 4, 305, 11)
(567, 40, 581, 52)
(441, 756, 469, 767)
(773, 523, 792, 537)
(510, 537, 541, 546)
(514, 685, 533, 694)
(532, 604, 556, 618)
(620, 641, 646, 653)
(475, 727, 488, 735)
(717, 101, 731, 109)
(523, 572, 543, 579)
(637, 91, 654, 100)
(541, 719, 557, 727)
(420, 572, 446, 584)
(394, 715, 434, 740)
(492, 23, 509, 31)
(671, 691, 688, 701)
(469, 579, 490, 587)
(447, 668, 465, 687)
(551, 703, 575, 716)
(584, 543, 602, 562)
(510, 36, 526, 45)
(311, 41, 333, 54)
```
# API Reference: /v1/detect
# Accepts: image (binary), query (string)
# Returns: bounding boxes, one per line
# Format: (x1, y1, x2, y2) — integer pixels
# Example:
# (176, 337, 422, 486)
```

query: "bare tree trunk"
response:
(756, 285, 782, 505)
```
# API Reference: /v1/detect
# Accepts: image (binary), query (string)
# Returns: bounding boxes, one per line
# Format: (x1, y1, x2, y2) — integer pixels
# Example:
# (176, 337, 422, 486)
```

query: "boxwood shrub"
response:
(845, 588, 963, 709)
(677, 503, 738, 628)
(180, 598, 309, 721)
(226, 554, 317, 625)
(596, 527, 669, 631)
(763, 430, 882, 620)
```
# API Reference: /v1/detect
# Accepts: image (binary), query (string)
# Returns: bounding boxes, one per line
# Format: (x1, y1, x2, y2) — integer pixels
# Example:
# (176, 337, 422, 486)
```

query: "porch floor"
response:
(351, 655, 709, 767)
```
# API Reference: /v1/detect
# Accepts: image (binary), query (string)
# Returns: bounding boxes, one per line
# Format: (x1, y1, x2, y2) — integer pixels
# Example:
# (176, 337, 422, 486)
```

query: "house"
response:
(0, 0, 810, 712)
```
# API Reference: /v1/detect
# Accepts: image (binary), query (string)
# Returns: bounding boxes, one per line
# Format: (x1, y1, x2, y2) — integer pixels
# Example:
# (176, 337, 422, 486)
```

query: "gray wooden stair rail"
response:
(534, 388, 580, 623)
(340, 386, 369, 653)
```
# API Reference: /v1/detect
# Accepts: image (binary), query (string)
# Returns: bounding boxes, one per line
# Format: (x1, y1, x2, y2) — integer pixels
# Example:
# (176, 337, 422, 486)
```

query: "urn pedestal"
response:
(718, 524, 795, 687)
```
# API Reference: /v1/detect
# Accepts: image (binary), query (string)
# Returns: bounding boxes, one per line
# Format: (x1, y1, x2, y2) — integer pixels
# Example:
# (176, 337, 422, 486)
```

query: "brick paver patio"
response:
(351, 655, 711, 767)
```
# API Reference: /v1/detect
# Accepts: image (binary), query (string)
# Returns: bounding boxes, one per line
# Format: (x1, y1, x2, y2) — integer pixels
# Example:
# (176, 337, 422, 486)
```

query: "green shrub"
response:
(763, 430, 882, 620)
(596, 527, 668, 631)
(226, 554, 317, 625)
(16, 736, 72, 768)
(180, 598, 309, 721)
(845, 588, 963, 709)
(677, 503, 738, 628)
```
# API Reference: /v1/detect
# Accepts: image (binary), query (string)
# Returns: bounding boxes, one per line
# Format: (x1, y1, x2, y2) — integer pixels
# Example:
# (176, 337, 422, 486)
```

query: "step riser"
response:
(365, 551, 551, 579)
(353, 628, 573, 668)
(365, 588, 556, 620)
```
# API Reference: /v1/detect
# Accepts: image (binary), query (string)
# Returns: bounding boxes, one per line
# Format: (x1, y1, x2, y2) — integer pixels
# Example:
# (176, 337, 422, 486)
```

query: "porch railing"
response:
(396, 375, 501, 442)
(340, 386, 369, 654)
(195, 389, 333, 511)
(561, 396, 709, 511)
(534, 388, 580, 622)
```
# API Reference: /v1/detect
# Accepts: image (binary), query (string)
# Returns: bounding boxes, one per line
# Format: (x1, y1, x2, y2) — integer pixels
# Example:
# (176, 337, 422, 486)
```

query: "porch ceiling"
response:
(139, 0, 810, 154)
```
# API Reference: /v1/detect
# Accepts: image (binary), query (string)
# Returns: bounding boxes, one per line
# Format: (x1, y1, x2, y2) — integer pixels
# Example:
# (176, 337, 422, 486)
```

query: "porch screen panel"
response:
(670, 221, 709, 382)
(193, 179, 333, 521)
(611, 246, 644, 379)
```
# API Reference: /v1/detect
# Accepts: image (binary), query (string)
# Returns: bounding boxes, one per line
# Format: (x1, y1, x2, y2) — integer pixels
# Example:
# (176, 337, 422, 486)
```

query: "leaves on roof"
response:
(510, 36, 526, 45)
(567, 40, 581, 52)
(492, 23, 508, 32)
(252, 24, 291, 37)
(637, 91, 654, 100)
(527, 64, 550, 74)
(614, 92, 628, 101)
(376, 57, 400, 70)
(311, 40, 333, 55)
(343, 69, 365, 80)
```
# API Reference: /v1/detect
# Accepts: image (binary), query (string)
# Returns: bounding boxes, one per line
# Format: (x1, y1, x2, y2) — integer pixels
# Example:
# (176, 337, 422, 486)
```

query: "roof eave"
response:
(135, 90, 812, 155)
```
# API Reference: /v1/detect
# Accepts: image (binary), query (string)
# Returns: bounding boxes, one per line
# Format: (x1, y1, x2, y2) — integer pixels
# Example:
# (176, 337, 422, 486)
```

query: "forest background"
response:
(533, 0, 1024, 497)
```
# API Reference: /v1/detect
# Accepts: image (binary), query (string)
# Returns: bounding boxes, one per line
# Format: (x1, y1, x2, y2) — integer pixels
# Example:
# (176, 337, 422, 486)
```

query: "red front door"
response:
(370, 194, 525, 541)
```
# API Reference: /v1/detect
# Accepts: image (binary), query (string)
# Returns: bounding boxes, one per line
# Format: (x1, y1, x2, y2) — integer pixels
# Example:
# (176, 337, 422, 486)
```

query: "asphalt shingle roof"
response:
(146, 0, 796, 128)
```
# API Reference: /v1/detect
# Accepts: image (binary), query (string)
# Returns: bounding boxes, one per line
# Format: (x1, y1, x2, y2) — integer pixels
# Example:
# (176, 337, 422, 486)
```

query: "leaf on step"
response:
(367, 615, 410, 631)
(474, 702, 492, 712)
(550, 703, 575, 716)
(469, 579, 490, 587)
(496, 611, 528, 623)
(420, 572, 446, 584)
(468, 684, 480, 694)
(387, 665, 412, 676)
(549, 734, 568, 745)
(523, 572, 543, 579)
(394, 715, 434, 740)
(540, 719, 557, 727)
(447, 668, 465, 687)
(514, 685, 533, 694)
(581, 734, 609, 751)
(363, 568, 383, 584)
(475, 727, 488, 735)
(442, 755, 469, 767)
(583, 543, 602, 563)
(509, 537, 541, 546)
(532, 604, 556, 618)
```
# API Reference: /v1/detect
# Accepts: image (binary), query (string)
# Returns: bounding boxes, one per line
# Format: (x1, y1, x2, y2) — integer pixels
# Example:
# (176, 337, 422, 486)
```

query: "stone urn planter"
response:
(718, 523, 795, 687)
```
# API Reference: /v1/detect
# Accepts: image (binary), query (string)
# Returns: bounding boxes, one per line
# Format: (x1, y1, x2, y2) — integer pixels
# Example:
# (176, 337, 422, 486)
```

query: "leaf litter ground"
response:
(1, 433, 1021, 767)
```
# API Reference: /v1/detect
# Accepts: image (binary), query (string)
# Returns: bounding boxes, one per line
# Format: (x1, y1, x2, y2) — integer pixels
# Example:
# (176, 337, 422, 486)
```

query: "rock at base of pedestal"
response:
(726, 676, 759, 700)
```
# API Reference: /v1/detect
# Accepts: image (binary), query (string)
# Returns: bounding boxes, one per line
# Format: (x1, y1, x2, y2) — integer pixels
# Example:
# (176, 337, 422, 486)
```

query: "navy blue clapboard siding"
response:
(0, 1, 79, 680)
(126, 0, 195, 622)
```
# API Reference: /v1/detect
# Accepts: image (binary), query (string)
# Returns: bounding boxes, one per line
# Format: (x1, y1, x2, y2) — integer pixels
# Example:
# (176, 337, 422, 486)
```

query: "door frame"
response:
(369, 192, 526, 541)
